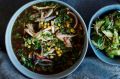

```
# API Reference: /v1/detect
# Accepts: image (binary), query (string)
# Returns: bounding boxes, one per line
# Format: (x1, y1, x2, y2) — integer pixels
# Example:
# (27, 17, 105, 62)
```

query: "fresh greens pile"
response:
(92, 11, 120, 58)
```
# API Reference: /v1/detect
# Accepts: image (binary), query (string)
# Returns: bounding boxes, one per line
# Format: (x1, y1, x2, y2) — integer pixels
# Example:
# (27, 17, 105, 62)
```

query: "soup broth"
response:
(12, 1, 84, 74)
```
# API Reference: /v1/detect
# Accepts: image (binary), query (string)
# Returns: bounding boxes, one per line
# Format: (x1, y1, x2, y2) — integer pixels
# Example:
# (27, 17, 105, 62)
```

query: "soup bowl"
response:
(88, 4, 120, 65)
(5, 0, 88, 79)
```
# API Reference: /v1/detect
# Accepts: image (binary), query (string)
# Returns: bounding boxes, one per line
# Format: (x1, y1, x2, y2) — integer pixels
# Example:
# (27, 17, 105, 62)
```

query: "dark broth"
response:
(12, 1, 84, 74)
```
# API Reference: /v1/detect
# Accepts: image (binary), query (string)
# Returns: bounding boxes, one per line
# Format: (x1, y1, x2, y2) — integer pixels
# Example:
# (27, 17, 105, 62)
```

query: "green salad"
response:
(92, 11, 120, 58)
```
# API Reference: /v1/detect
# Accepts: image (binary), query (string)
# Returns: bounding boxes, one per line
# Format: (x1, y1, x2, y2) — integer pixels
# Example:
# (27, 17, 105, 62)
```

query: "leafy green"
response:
(24, 38, 41, 50)
(92, 37, 105, 50)
(55, 14, 70, 25)
(17, 49, 34, 68)
(33, 38, 41, 50)
(92, 11, 120, 58)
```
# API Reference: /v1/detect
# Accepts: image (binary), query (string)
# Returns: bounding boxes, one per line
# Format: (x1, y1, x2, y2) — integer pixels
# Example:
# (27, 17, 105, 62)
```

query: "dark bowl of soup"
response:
(5, 0, 88, 79)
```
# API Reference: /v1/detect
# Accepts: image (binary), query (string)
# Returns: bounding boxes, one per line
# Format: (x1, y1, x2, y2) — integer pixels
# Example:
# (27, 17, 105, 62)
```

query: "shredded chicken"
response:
(63, 37, 72, 47)
(32, 6, 56, 10)
(41, 11, 45, 18)
(24, 28, 35, 37)
(51, 21, 55, 33)
(26, 24, 34, 32)
(56, 32, 76, 47)
(35, 11, 45, 22)
(51, 25, 55, 33)
(56, 32, 76, 41)
(44, 9, 54, 18)
(35, 10, 55, 22)
(43, 27, 51, 31)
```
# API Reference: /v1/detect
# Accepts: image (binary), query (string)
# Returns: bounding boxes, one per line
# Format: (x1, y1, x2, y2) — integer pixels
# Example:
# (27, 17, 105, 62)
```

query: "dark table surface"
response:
(0, 0, 120, 54)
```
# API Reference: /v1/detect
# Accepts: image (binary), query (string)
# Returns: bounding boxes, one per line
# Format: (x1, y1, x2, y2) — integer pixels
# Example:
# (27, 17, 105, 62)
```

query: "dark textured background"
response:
(0, 0, 120, 79)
